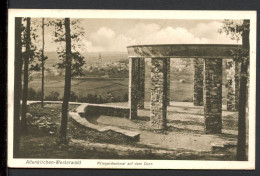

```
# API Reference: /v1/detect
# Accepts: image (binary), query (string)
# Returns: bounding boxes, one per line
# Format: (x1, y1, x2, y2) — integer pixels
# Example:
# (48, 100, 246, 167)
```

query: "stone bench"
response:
(211, 141, 248, 154)
(72, 103, 139, 141)
(83, 103, 130, 119)
(69, 111, 140, 142)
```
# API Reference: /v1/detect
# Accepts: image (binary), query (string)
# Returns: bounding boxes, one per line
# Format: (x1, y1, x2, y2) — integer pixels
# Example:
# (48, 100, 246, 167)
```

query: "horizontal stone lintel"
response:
(127, 44, 241, 58)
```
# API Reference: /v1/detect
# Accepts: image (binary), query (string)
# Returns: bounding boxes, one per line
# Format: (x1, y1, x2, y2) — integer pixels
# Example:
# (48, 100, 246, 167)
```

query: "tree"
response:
(21, 17, 31, 132)
(20, 18, 41, 133)
(219, 19, 250, 160)
(59, 18, 72, 143)
(13, 17, 23, 157)
(53, 18, 85, 143)
(39, 18, 50, 107)
(41, 18, 45, 106)
(237, 20, 250, 161)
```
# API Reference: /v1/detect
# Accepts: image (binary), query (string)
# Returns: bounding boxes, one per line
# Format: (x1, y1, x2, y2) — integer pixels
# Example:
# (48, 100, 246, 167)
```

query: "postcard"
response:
(8, 9, 256, 169)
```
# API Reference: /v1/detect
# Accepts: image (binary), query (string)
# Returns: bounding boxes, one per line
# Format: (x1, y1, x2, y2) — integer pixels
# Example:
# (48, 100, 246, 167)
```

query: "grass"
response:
(29, 78, 196, 102)
(29, 70, 228, 103)
(29, 78, 129, 100)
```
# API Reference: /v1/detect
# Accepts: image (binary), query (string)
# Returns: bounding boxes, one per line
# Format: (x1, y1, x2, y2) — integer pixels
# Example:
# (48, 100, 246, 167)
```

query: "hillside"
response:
(44, 51, 128, 67)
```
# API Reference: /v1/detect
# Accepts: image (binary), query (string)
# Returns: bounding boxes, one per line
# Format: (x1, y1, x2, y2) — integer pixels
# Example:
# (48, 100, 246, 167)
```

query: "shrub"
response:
(35, 91, 42, 101)
(77, 96, 88, 103)
(87, 94, 98, 103)
(182, 97, 193, 102)
(27, 88, 36, 100)
(123, 93, 128, 102)
(70, 91, 78, 102)
(45, 91, 60, 101)
(77, 94, 109, 104)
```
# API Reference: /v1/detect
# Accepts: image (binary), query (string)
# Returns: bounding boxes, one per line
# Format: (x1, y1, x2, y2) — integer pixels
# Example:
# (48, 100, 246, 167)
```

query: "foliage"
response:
(26, 86, 128, 103)
(123, 93, 128, 102)
(45, 91, 60, 101)
(27, 88, 41, 100)
(21, 18, 42, 81)
(220, 19, 250, 161)
(52, 19, 86, 77)
(69, 91, 78, 102)
(218, 20, 244, 42)
(219, 19, 250, 65)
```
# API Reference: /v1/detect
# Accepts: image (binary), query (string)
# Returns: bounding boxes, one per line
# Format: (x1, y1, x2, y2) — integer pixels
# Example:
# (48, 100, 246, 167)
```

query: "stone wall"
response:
(193, 58, 204, 106)
(226, 59, 240, 111)
(203, 58, 222, 134)
(137, 58, 145, 109)
(150, 58, 168, 129)
(84, 104, 130, 119)
(129, 58, 138, 119)
(167, 58, 171, 105)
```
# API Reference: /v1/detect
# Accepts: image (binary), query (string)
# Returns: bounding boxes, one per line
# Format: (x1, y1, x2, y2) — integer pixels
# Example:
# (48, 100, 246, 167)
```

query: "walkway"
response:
(95, 101, 240, 151)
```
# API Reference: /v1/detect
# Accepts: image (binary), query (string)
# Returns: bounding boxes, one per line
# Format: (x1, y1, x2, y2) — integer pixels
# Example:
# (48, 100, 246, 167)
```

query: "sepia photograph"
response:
(7, 10, 256, 169)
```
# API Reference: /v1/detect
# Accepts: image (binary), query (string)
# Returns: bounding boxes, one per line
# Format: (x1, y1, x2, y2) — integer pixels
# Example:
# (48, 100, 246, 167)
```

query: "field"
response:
(29, 76, 198, 102)
(28, 55, 228, 103)
(29, 77, 129, 100)
(29, 76, 228, 103)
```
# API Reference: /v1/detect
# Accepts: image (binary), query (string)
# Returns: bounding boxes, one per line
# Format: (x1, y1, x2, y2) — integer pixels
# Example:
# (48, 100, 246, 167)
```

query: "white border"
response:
(8, 9, 257, 169)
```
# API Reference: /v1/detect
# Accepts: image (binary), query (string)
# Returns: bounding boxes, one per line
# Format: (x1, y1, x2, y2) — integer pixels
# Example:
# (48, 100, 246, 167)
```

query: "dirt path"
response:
(94, 101, 239, 152)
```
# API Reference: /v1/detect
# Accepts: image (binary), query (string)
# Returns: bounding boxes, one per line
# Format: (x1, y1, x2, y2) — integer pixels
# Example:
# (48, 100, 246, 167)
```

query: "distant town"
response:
(32, 52, 129, 79)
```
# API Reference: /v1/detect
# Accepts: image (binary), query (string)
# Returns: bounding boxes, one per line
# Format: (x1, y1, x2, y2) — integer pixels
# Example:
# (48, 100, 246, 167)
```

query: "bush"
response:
(70, 91, 78, 102)
(45, 91, 60, 101)
(87, 94, 98, 103)
(182, 97, 193, 102)
(27, 88, 41, 100)
(28, 88, 37, 100)
(77, 93, 110, 104)
(35, 91, 42, 100)
(123, 93, 128, 102)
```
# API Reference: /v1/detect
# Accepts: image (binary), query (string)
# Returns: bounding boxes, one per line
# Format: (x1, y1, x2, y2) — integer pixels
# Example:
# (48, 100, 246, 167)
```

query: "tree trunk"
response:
(14, 17, 22, 157)
(41, 18, 45, 107)
(237, 19, 250, 161)
(21, 17, 31, 133)
(59, 18, 72, 143)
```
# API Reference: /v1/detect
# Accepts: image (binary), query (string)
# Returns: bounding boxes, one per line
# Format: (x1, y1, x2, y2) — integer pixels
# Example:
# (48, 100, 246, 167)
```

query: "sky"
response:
(32, 18, 242, 53)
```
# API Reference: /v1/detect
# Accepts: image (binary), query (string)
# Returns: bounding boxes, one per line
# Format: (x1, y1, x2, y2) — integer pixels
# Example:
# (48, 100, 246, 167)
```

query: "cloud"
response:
(190, 21, 241, 44)
(32, 19, 243, 52)
(138, 26, 209, 44)
(86, 27, 135, 52)
(126, 23, 161, 38)
(89, 27, 116, 47)
(83, 21, 242, 52)
(124, 23, 210, 45)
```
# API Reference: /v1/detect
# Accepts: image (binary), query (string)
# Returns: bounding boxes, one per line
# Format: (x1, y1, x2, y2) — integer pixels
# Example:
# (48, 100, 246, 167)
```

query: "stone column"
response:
(129, 57, 139, 119)
(193, 58, 204, 106)
(167, 58, 171, 105)
(203, 58, 222, 134)
(150, 58, 168, 129)
(226, 59, 240, 111)
(137, 58, 145, 109)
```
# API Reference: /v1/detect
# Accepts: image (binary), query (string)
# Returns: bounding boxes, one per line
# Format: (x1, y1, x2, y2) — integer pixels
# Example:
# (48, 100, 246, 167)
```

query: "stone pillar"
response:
(203, 58, 222, 134)
(150, 58, 168, 129)
(137, 58, 145, 109)
(167, 58, 171, 105)
(129, 58, 139, 119)
(193, 58, 204, 106)
(226, 59, 240, 111)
